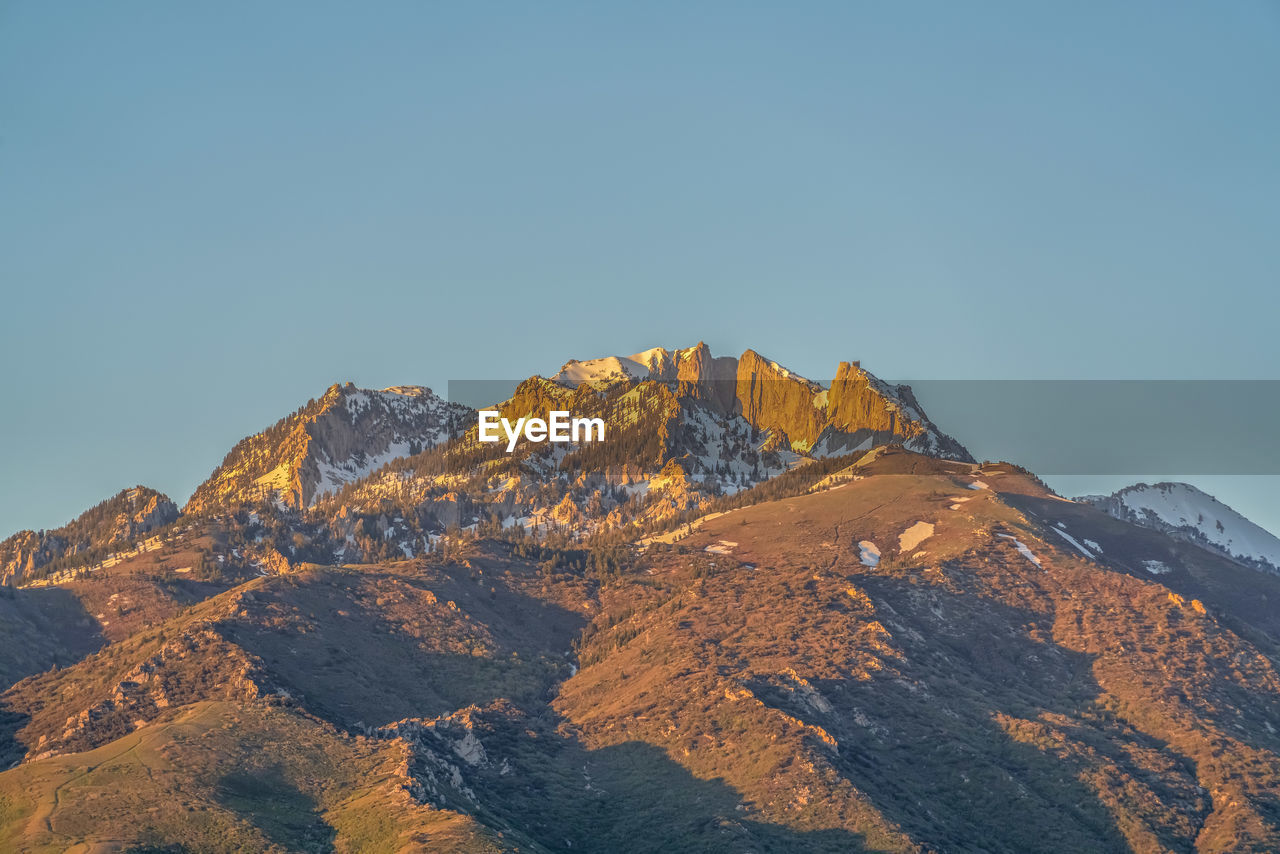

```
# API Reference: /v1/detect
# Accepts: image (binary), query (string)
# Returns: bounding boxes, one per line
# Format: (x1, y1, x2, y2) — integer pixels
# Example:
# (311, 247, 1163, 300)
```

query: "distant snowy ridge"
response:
(1080, 482, 1280, 575)
(553, 354, 656, 387)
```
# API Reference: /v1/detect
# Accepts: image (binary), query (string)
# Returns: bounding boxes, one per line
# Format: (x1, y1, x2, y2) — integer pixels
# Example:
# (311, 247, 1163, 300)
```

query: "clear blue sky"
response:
(2, 2, 1278, 535)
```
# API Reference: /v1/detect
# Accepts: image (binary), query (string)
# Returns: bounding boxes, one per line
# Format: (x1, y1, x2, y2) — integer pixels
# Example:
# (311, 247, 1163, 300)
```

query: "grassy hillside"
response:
(0, 700, 509, 853)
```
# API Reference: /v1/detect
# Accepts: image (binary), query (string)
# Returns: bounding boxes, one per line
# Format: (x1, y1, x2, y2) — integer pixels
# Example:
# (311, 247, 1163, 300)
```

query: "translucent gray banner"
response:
(904, 380, 1279, 475)
(447, 379, 1280, 475)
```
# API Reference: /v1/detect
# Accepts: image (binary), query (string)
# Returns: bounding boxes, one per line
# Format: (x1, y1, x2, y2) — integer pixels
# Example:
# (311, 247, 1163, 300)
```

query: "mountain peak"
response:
(380, 385, 434, 397)
(1, 485, 178, 586)
(184, 383, 471, 513)
(1080, 481, 1280, 574)
(543, 343, 970, 460)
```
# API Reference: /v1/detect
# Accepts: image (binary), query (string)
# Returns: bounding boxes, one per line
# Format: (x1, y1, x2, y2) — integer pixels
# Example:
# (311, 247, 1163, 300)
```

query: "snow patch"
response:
(554, 355, 652, 387)
(898, 522, 934, 552)
(858, 541, 881, 567)
(997, 534, 1042, 568)
(1049, 526, 1094, 559)
(704, 540, 738, 555)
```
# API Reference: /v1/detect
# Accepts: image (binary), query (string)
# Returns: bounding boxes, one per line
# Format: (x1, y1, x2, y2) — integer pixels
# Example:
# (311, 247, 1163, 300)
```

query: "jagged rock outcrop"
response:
(6, 624, 275, 764)
(185, 383, 472, 513)
(306, 344, 971, 556)
(734, 348, 827, 448)
(671, 342, 738, 412)
(550, 344, 970, 460)
(817, 361, 974, 461)
(378, 703, 520, 811)
(0, 486, 179, 586)
(826, 361, 907, 435)
(0, 531, 44, 587)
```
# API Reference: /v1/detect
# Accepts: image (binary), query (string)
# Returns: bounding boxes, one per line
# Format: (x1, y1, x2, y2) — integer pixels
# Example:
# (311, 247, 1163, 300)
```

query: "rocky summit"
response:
(1, 346, 1279, 853)
(183, 383, 473, 514)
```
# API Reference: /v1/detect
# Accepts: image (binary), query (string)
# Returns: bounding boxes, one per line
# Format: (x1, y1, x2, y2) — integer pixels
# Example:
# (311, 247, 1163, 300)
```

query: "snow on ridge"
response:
(338, 384, 459, 419)
(756, 354, 821, 389)
(552, 345, 827, 389)
(1116, 482, 1280, 570)
(554, 355, 653, 387)
(997, 534, 1042, 568)
(303, 384, 468, 505)
(313, 441, 418, 502)
(628, 346, 672, 369)
(379, 385, 433, 398)
(1049, 526, 1094, 559)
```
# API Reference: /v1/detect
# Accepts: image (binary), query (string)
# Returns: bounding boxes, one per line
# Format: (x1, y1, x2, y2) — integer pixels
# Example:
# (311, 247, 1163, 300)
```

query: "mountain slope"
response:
(185, 383, 472, 513)
(5, 452, 1280, 851)
(8, 346, 1280, 851)
(0, 699, 510, 853)
(0, 486, 178, 587)
(552, 461, 1280, 852)
(1080, 482, 1280, 575)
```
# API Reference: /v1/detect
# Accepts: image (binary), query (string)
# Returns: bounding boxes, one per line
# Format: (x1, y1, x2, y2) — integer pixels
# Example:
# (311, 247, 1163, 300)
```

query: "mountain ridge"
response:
(0, 486, 179, 587)
(1080, 481, 1280, 576)
(549, 343, 972, 460)
(184, 382, 472, 514)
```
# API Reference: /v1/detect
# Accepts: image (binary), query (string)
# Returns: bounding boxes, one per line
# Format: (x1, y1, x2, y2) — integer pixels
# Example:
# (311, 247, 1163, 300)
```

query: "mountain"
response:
(0, 486, 178, 587)
(1080, 482, 1280, 575)
(3, 449, 1280, 851)
(308, 346, 970, 562)
(551, 343, 972, 460)
(185, 383, 473, 514)
(4, 346, 1280, 851)
(171, 347, 969, 570)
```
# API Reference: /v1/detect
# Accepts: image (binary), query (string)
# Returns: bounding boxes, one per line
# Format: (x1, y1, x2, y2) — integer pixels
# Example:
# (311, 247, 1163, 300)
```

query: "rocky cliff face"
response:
(0, 531, 45, 587)
(113, 487, 180, 541)
(185, 383, 472, 513)
(817, 361, 973, 460)
(826, 361, 903, 434)
(734, 348, 827, 448)
(551, 344, 971, 460)
(0, 486, 179, 586)
(672, 342, 739, 412)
